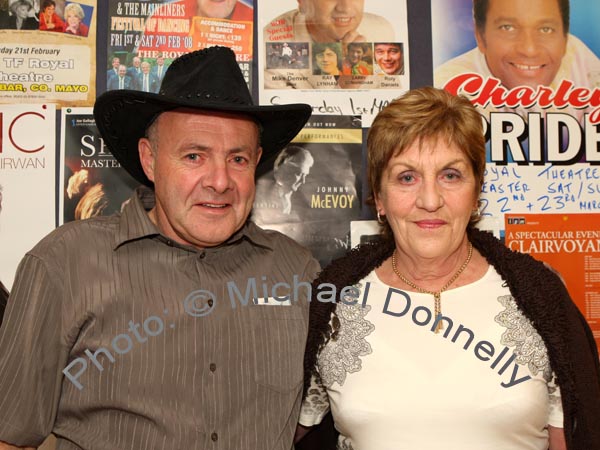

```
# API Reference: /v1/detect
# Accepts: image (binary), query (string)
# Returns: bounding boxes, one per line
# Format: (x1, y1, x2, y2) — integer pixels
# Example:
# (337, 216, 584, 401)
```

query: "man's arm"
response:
(0, 254, 64, 445)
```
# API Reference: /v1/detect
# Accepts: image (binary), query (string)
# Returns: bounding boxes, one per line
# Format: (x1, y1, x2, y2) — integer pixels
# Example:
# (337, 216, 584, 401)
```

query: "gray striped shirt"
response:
(0, 187, 319, 449)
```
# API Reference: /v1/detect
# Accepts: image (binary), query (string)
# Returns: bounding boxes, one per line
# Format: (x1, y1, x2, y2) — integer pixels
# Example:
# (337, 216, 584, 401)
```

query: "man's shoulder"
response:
(28, 214, 121, 260)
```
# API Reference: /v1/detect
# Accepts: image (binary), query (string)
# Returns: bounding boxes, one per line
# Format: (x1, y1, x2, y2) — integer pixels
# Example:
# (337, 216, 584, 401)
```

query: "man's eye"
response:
(232, 156, 248, 164)
(499, 24, 515, 31)
(540, 26, 554, 34)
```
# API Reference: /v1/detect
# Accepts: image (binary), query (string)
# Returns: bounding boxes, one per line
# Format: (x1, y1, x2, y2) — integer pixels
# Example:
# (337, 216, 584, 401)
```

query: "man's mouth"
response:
(332, 16, 353, 26)
(512, 62, 545, 71)
(200, 203, 229, 209)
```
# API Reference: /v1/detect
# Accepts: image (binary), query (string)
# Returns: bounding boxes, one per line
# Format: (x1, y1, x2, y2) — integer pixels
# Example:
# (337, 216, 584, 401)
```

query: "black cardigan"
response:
(303, 228, 600, 450)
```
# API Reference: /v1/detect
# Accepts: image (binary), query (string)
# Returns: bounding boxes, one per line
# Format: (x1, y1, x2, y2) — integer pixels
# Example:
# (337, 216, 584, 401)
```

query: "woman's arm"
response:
(548, 426, 567, 450)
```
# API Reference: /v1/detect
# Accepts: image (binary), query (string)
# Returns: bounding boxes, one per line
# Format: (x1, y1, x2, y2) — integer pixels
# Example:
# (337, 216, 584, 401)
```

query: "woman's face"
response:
(43, 4, 54, 16)
(16, 4, 29, 18)
(316, 48, 339, 75)
(66, 11, 80, 27)
(375, 138, 478, 260)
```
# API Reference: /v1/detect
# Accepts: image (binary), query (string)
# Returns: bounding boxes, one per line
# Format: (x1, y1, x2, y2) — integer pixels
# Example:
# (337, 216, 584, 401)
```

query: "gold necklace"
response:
(391, 242, 473, 334)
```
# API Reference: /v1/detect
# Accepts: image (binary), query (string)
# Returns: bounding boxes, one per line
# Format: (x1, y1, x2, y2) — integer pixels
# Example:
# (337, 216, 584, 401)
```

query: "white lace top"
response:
(300, 266, 563, 450)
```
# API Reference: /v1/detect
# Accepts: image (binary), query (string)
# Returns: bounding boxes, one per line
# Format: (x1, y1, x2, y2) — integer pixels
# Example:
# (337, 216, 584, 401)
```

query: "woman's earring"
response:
(377, 211, 385, 224)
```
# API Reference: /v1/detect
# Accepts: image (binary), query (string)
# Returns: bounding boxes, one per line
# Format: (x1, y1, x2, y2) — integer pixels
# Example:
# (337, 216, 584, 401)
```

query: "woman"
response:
(63, 2, 88, 36)
(8, 0, 38, 30)
(39, 0, 64, 32)
(299, 87, 600, 449)
(312, 42, 342, 76)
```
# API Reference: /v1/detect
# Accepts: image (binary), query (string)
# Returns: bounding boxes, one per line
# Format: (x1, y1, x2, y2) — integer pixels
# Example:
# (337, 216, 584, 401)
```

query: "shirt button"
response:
(209, 363, 216, 372)
(199, 252, 206, 259)
(211, 432, 218, 441)
(207, 299, 214, 307)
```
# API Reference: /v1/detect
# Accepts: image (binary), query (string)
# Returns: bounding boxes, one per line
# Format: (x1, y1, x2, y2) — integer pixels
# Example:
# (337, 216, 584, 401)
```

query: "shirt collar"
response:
(114, 186, 273, 251)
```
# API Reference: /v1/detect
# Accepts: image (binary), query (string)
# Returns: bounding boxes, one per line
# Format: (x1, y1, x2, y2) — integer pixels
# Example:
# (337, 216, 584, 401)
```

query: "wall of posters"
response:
(258, 0, 410, 126)
(0, 0, 97, 107)
(0, 104, 55, 289)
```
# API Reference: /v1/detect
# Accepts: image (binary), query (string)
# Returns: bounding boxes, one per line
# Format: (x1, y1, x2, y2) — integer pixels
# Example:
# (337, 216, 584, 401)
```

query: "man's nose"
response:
(334, 0, 352, 12)
(516, 29, 540, 57)
(202, 160, 233, 194)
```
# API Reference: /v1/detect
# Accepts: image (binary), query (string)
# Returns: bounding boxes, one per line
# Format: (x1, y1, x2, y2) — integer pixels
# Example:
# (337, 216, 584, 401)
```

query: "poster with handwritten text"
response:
(258, 0, 409, 126)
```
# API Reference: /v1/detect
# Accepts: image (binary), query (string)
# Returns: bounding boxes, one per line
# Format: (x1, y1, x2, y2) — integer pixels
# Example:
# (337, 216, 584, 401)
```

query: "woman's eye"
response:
(443, 171, 461, 181)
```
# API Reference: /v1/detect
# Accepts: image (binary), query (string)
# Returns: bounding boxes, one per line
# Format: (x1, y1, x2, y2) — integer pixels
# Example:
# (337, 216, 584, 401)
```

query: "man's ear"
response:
(138, 138, 156, 183)
(255, 146, 263, 167)
(475, 27, 487, 54)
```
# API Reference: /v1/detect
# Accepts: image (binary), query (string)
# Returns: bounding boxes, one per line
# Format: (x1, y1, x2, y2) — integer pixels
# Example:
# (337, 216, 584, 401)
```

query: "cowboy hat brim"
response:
(93, 89, 312, 187)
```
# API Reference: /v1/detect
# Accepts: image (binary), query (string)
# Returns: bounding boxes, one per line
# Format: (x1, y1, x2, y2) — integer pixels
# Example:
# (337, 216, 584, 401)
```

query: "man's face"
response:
(133, 57, 141, 68)
(16, 5, 29, 19)
(141, 62, 150, 74)
(196, 0, 237, 19)
(475, 0, 567, 89)
(374, 44, 402, 75)
(112, 58, 120, 69)
(348, 45, 364, 65)
(118, 65, 127, 77)
(300, 0, 365, 42)
(157, 57, 164, 66)
(316, 47, 339, 75)
(139, 109, 262, 249)
(274, 156, 312, 192)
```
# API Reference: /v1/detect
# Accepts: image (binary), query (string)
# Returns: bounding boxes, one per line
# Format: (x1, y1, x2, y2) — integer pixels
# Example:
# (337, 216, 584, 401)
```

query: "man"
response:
(126, 55, 142, 80)
(374, 42, 404, 75)
(107, 64, 133, 90)
(254, 145, 314, 222)
(264, 0, 394, 43)
(341, 42, 372, 75)
(434, 0, 600, 120)
(281, 42, 293, 65)
(0, 46, 318, 449)
(106, 56, 120, 82)
(135, 61, 160, 93)
(151, 56, 167, 82)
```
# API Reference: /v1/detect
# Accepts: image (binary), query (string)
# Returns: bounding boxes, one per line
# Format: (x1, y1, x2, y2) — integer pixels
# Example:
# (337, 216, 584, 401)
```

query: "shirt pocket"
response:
(246, 303, 307, 393)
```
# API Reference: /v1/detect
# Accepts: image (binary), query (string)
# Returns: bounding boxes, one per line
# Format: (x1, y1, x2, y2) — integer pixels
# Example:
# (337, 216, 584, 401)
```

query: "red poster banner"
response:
(505, 213, 600, 353)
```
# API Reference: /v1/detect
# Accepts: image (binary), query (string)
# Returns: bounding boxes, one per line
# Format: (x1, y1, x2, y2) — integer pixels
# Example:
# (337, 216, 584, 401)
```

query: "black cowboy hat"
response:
(93, 46, 312, 186)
